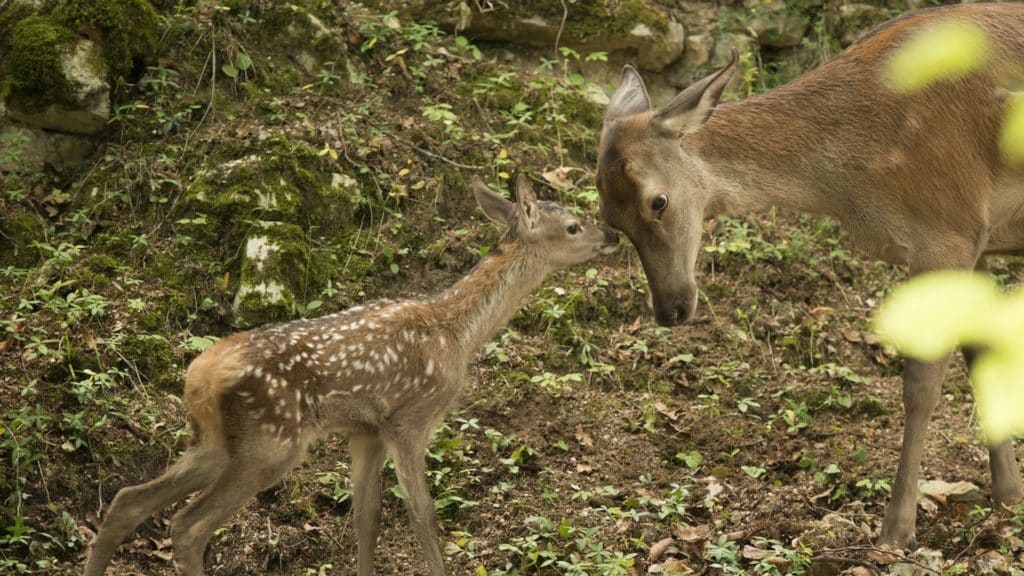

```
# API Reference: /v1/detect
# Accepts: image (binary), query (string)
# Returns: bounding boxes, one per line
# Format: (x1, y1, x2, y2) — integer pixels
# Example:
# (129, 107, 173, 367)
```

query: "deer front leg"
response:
(879, 355, 951, 547)
(350, 433, 387, 576)
(388, 436, 445, 576)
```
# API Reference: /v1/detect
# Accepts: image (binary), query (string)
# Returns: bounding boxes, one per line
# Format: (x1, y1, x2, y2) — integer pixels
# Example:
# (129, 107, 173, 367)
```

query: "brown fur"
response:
(182, 333, 250, 448)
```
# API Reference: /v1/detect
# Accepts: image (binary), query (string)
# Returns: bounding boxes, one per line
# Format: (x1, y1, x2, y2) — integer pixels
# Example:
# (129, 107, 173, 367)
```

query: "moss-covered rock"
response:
(67, 253, 122, 291)
(185, 134, 360, 249)
(233, 221, 321, 326)
(0, 2, 38, 50)
(118, 333, 180, 390)
(1, 15, 79, 113)
(231, 218, 340, 326)
(402, 0, 681, 70)
(0, 208, 46, 268)
(55, 0, 159, 82)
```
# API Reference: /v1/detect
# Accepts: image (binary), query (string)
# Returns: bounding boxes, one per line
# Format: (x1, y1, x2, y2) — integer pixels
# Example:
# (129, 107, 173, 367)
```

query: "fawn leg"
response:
(350, 433, 386, 576)
(83, 444, 225, 576)
(388, 436, 445, 576)
(879, 354, 951, 547)
(170, 446, 304, 575)
(962, 346, 1023, 506)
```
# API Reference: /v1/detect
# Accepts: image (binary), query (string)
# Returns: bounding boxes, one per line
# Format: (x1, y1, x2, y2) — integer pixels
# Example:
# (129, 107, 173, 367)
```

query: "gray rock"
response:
(829, 3, 893, 47)
(0, 121, 96, 174)
(453, 8, 685, 71)
(750, 8, 809, 48)
(972, 550, 1012, 575)
(889, 548, 943, 576)
(5, 39, 110, 135)
(712, 34, 757, 97)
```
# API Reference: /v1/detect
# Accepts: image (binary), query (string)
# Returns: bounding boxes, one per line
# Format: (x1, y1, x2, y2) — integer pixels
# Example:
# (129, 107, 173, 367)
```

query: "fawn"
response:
(83, 175, 619, 576)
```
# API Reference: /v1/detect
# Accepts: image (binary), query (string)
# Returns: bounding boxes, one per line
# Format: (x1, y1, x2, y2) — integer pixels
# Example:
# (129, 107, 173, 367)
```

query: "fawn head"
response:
(472, 175, 619, 268)
(596, 55, 737, 326)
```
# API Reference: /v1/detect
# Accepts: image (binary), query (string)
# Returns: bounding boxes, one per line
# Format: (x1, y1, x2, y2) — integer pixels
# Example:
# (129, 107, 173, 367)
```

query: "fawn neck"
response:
(431, 241, 546, 356)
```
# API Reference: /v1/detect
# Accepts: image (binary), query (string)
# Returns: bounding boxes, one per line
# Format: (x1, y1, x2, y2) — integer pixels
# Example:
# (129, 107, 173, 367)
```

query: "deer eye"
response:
(567, 223, 581, 235)
(650, 194, 668, 216)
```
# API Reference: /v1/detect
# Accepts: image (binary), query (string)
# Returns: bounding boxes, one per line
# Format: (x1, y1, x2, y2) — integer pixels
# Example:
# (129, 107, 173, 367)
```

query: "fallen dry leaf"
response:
(920, 479, 983, 504)
(574, 424, 593, 448)
(741, 544, 766, 560)
(654, 402, 679, 421)
(541, 166, 579, 190)
(648, 536, 674, 562)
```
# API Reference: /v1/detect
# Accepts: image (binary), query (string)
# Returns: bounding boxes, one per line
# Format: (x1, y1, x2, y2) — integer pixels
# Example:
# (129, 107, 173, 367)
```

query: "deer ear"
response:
(605, 65, 651, 124)
(515, 175, 538, 230)
(472, 176, 514, 226)
(655, 51, 737, 135)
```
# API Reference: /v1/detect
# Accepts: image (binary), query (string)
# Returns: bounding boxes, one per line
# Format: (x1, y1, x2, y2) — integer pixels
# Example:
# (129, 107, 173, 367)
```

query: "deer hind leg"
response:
(83, 443, 225, 576)
(350, 433, 386, 576)
(966, 259, 1024, 507)
(169, 440, 306, 576)
(962, 346, 1024, 507)
(386, 434, 445, 576)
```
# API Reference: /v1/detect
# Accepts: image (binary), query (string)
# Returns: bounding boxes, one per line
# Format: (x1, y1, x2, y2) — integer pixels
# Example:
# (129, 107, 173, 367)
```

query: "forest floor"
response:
(2, 1, 1023, 575)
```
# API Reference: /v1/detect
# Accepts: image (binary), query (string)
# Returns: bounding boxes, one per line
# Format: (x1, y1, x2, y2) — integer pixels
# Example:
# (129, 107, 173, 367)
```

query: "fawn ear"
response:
(515, 175, 539, 230)
(472, 176, 514, 226)
(655, 51, 737, 135)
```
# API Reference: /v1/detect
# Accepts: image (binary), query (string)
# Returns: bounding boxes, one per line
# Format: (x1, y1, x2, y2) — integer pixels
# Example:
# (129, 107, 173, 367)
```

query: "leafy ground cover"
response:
(2, 1, 1022, 575)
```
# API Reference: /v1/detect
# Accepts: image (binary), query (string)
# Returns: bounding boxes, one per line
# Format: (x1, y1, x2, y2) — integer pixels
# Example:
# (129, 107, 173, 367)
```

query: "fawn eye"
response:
(650, 194, 668, 216)
(567, 223, 581, 235)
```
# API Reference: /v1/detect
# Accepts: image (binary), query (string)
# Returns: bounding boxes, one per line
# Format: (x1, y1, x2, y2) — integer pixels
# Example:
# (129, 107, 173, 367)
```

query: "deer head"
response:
(473, 175, 619, 269)
(596, 56, 738, 325)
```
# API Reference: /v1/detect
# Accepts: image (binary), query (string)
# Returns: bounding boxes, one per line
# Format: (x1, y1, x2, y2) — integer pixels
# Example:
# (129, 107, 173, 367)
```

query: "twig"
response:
(820, 545, 942, 576)
(811, 555, 883, 574)
(554, 0, 568, 58)
(407, 142, 483, 170)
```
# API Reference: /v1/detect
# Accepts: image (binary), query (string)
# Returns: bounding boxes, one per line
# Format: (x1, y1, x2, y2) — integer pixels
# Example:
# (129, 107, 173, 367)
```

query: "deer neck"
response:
(432, 242, 545, 357)
(689, 96, 832, 218)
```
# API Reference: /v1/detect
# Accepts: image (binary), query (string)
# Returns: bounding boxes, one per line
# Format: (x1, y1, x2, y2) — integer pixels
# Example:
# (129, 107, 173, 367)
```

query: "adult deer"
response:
(83, 176, 618, 576)
(596, 3, 1024, 548)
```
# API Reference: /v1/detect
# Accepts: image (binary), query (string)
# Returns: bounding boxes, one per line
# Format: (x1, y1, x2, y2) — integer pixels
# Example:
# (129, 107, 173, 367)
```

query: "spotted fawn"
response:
(84, 175, 619, 576)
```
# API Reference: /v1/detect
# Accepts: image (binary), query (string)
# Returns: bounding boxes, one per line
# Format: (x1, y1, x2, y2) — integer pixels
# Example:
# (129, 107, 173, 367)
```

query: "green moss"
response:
(0, 3, 36, 49)
(118, 333, 180, 390)
(0, 209, 46, 267)
(67, 253, 122, 291)
(1, 15, 78, 112)
(185, 134, 359, 265)
(234, 221, 337, 326)
(55, 0, 159, 81)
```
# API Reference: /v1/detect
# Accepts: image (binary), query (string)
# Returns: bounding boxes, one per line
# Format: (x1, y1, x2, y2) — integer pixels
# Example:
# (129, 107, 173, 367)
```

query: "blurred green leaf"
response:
(885, 20, 989, 94)
(874, 272, 1024, 443)
(873, 271, 999, 360)
(974, 349, 1024, 442)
